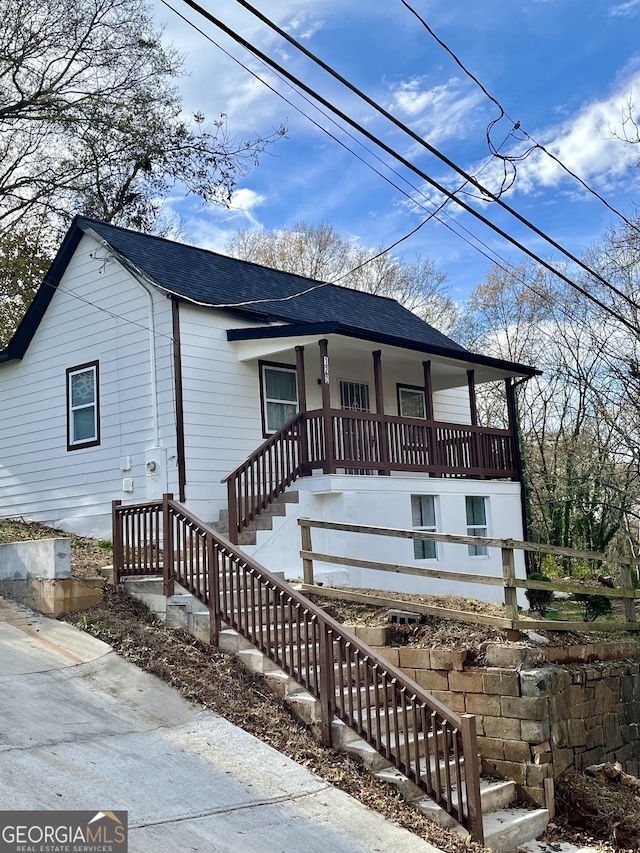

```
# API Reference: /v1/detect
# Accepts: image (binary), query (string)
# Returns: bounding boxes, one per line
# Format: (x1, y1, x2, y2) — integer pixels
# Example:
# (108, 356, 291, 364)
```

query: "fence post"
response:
(163, 492, 175, 597)
(207, 535, 222, 646)
(460, 714, 484, 845)
(227, 477, 239, 545)
(300, 519, 314, 585)
(620, 564, 637, 624)
(502, 545, 520, 640)
(111, 500, 122, 584)
(318, 622, 335, 747)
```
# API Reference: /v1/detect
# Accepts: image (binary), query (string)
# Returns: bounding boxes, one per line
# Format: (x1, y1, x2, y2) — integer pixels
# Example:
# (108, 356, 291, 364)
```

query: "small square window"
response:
(398, 385, 426, 419)
(67, 362, 100, 450)
(411, 494, 437, 559)
(466, 496, 488, 556)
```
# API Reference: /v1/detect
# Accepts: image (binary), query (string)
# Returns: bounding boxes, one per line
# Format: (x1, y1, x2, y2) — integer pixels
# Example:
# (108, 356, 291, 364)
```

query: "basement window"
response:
(411, 494, 438, 560)
(67, 361, 100, 450)
(466, 496, 488, 556)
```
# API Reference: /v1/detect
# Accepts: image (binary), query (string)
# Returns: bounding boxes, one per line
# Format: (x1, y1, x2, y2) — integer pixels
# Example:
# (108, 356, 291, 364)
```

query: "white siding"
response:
(178, 304, 265, 523)
(245, 476, 526, 605)
(0, 234, 176, 537)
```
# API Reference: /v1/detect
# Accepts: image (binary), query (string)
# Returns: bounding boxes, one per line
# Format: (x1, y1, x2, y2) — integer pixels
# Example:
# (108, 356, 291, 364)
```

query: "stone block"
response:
(490, 760, 527, 786)
(483, 715, 521, 740)
(503, 740, 531, 762)
(603, 713, 623, 750)
(415, 669, 449, 692)
(483, 670, 520, 697)
(355, 626, 390, 646)
(430, 690, 466, 714)
(520, 669, 552, 697)
(398, 647, 431, 668)
(567, 718, 586, 747)
(551, 721, 569, 748)
(430, 649, 467, 671)
(377, 646, 400, 667)
(586, 725, 604, 751)
(484, 645, 544, 669)
(552, 748, 575, 776)
(478, 737, 505, 760)
(465, 693, 501, 716)
(523, 786, 546, 808)
(448, 670, 484, 693)
(501, 696, 547, 720)
(526, 763, 551, 786)
(520, 719, 551, 743)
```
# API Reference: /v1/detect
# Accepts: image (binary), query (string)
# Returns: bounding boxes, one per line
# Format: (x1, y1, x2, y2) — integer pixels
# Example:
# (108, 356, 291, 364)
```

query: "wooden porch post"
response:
(422, 360, 436, 474)
(467, 369, 478, 426)
(422, 360, 434, 420)
(506, 377, 531, 550)
(296, 345, 310, 476)
(319, 339, 335, 474)
(295, 345, 307, 412)
(467, 369, 480, 474)
(372, 350, 389, 475)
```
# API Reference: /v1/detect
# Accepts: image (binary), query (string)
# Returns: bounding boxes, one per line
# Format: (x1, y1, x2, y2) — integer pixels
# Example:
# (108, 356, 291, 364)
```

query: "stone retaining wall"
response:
(349, 626, 640, 807)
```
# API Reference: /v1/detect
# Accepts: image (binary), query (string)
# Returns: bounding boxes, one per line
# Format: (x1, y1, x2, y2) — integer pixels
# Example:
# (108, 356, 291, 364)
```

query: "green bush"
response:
(574, 594, 612, 622)
(525, 572, 554, 615)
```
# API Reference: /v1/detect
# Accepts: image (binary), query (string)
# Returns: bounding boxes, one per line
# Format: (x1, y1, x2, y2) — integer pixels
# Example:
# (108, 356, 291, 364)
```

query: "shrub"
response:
(574, 594, 612, 622)
(525, 572, 554, 615)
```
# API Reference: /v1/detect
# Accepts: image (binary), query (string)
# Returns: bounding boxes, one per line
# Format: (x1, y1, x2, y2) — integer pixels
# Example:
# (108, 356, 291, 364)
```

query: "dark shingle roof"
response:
(79, 217, 466, 353)
(1, 217, 540, 378)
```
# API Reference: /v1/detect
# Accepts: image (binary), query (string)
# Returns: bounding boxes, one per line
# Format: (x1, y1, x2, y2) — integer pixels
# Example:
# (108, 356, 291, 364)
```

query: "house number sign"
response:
(323, 356, 330, 384)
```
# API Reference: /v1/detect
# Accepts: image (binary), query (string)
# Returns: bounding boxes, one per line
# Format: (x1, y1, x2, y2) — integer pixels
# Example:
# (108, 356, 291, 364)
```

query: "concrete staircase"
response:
(210, 491, 300, 546)
(123, 574, 549, 852)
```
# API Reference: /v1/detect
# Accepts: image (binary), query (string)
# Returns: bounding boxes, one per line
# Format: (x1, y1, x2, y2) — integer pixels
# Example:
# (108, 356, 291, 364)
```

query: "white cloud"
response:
(285, 13, 324, 40)
(464, 71, 640, 198)
(388, 76, 484, 145)
(609, 0, 640, 16)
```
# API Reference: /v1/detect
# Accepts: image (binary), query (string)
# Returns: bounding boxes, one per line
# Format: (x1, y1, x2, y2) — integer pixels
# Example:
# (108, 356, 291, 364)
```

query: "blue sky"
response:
(151, 0, 640, 302)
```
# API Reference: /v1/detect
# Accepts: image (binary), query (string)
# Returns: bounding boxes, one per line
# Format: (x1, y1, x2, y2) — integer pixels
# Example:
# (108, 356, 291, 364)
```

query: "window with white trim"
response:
(398, 385, 426, 419)
(466, 496, 488, 556)
(67, 362, 100, 449)
(411, 494, 438, 559)
(261, 364, 298, 434)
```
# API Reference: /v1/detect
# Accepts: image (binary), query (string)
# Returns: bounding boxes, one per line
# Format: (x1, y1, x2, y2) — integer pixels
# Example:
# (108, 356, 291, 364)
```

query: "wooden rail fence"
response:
(112, 495, 485, 843)
(298, 519, 640, 634)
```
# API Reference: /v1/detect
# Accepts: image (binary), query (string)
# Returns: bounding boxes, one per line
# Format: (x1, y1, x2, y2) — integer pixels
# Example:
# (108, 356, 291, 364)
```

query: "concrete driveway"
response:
(0, 596, 442, 853)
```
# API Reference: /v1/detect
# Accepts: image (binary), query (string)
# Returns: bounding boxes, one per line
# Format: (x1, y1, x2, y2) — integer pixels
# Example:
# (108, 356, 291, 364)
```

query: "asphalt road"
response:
(0, 596, 442, 853)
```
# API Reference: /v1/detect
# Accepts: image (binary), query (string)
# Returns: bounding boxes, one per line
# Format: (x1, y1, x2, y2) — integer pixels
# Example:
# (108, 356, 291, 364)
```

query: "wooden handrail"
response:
(112, 497, 485, 842)
(221, 409, 519, 542)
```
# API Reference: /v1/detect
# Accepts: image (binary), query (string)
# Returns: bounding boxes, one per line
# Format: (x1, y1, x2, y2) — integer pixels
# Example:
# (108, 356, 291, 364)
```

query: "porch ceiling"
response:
(227, 323, 540, 389)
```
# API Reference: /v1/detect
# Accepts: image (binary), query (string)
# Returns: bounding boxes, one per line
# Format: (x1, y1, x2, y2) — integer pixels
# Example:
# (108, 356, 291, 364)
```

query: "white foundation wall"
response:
(243, 475, 526, 604)
(0, 234, 177, 538)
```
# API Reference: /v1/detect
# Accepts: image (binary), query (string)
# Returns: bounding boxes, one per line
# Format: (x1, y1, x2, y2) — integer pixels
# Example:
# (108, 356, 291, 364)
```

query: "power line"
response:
(169, 0, 640, 335)
(399, 0, 640, 238)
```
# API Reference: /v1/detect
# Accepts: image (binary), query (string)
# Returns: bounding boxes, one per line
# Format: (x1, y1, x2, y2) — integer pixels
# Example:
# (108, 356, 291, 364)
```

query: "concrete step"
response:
(416, 779, 516, 826)
(477, 806, 549, 853)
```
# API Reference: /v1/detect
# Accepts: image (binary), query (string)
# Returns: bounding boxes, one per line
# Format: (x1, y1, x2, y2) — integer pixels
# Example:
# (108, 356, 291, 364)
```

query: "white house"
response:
(0, 217, 540, 599)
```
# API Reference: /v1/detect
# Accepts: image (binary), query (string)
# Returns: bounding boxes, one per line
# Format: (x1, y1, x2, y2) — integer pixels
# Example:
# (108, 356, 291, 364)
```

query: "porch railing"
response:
(112, 495, 485, 844)
(223, 409, 518, 543)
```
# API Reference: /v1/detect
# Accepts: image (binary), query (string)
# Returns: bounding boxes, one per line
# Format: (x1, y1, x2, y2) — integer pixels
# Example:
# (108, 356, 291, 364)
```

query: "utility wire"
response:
(170, 0, 640, 334)
(400, 0, 640, 238)
(223, 0, 640, 314)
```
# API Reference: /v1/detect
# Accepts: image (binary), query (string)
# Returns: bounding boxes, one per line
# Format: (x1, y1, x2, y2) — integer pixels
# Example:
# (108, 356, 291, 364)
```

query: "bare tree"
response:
(226, 222, 460, 334)
(0, 0, 285, 233)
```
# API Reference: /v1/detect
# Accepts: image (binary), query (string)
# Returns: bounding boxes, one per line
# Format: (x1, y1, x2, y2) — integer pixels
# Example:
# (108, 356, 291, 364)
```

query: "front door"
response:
(339, 380, 371, 473)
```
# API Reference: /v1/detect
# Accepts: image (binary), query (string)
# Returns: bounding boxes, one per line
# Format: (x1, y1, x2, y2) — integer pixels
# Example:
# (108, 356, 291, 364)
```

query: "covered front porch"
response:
(224, 323, 537, 542)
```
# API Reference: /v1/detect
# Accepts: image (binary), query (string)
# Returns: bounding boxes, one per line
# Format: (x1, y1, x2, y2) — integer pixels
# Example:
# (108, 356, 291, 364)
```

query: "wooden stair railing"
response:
(221, 409, 519, 544)
(222, 412, 308, 544)
(112, 495, 485, 844)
